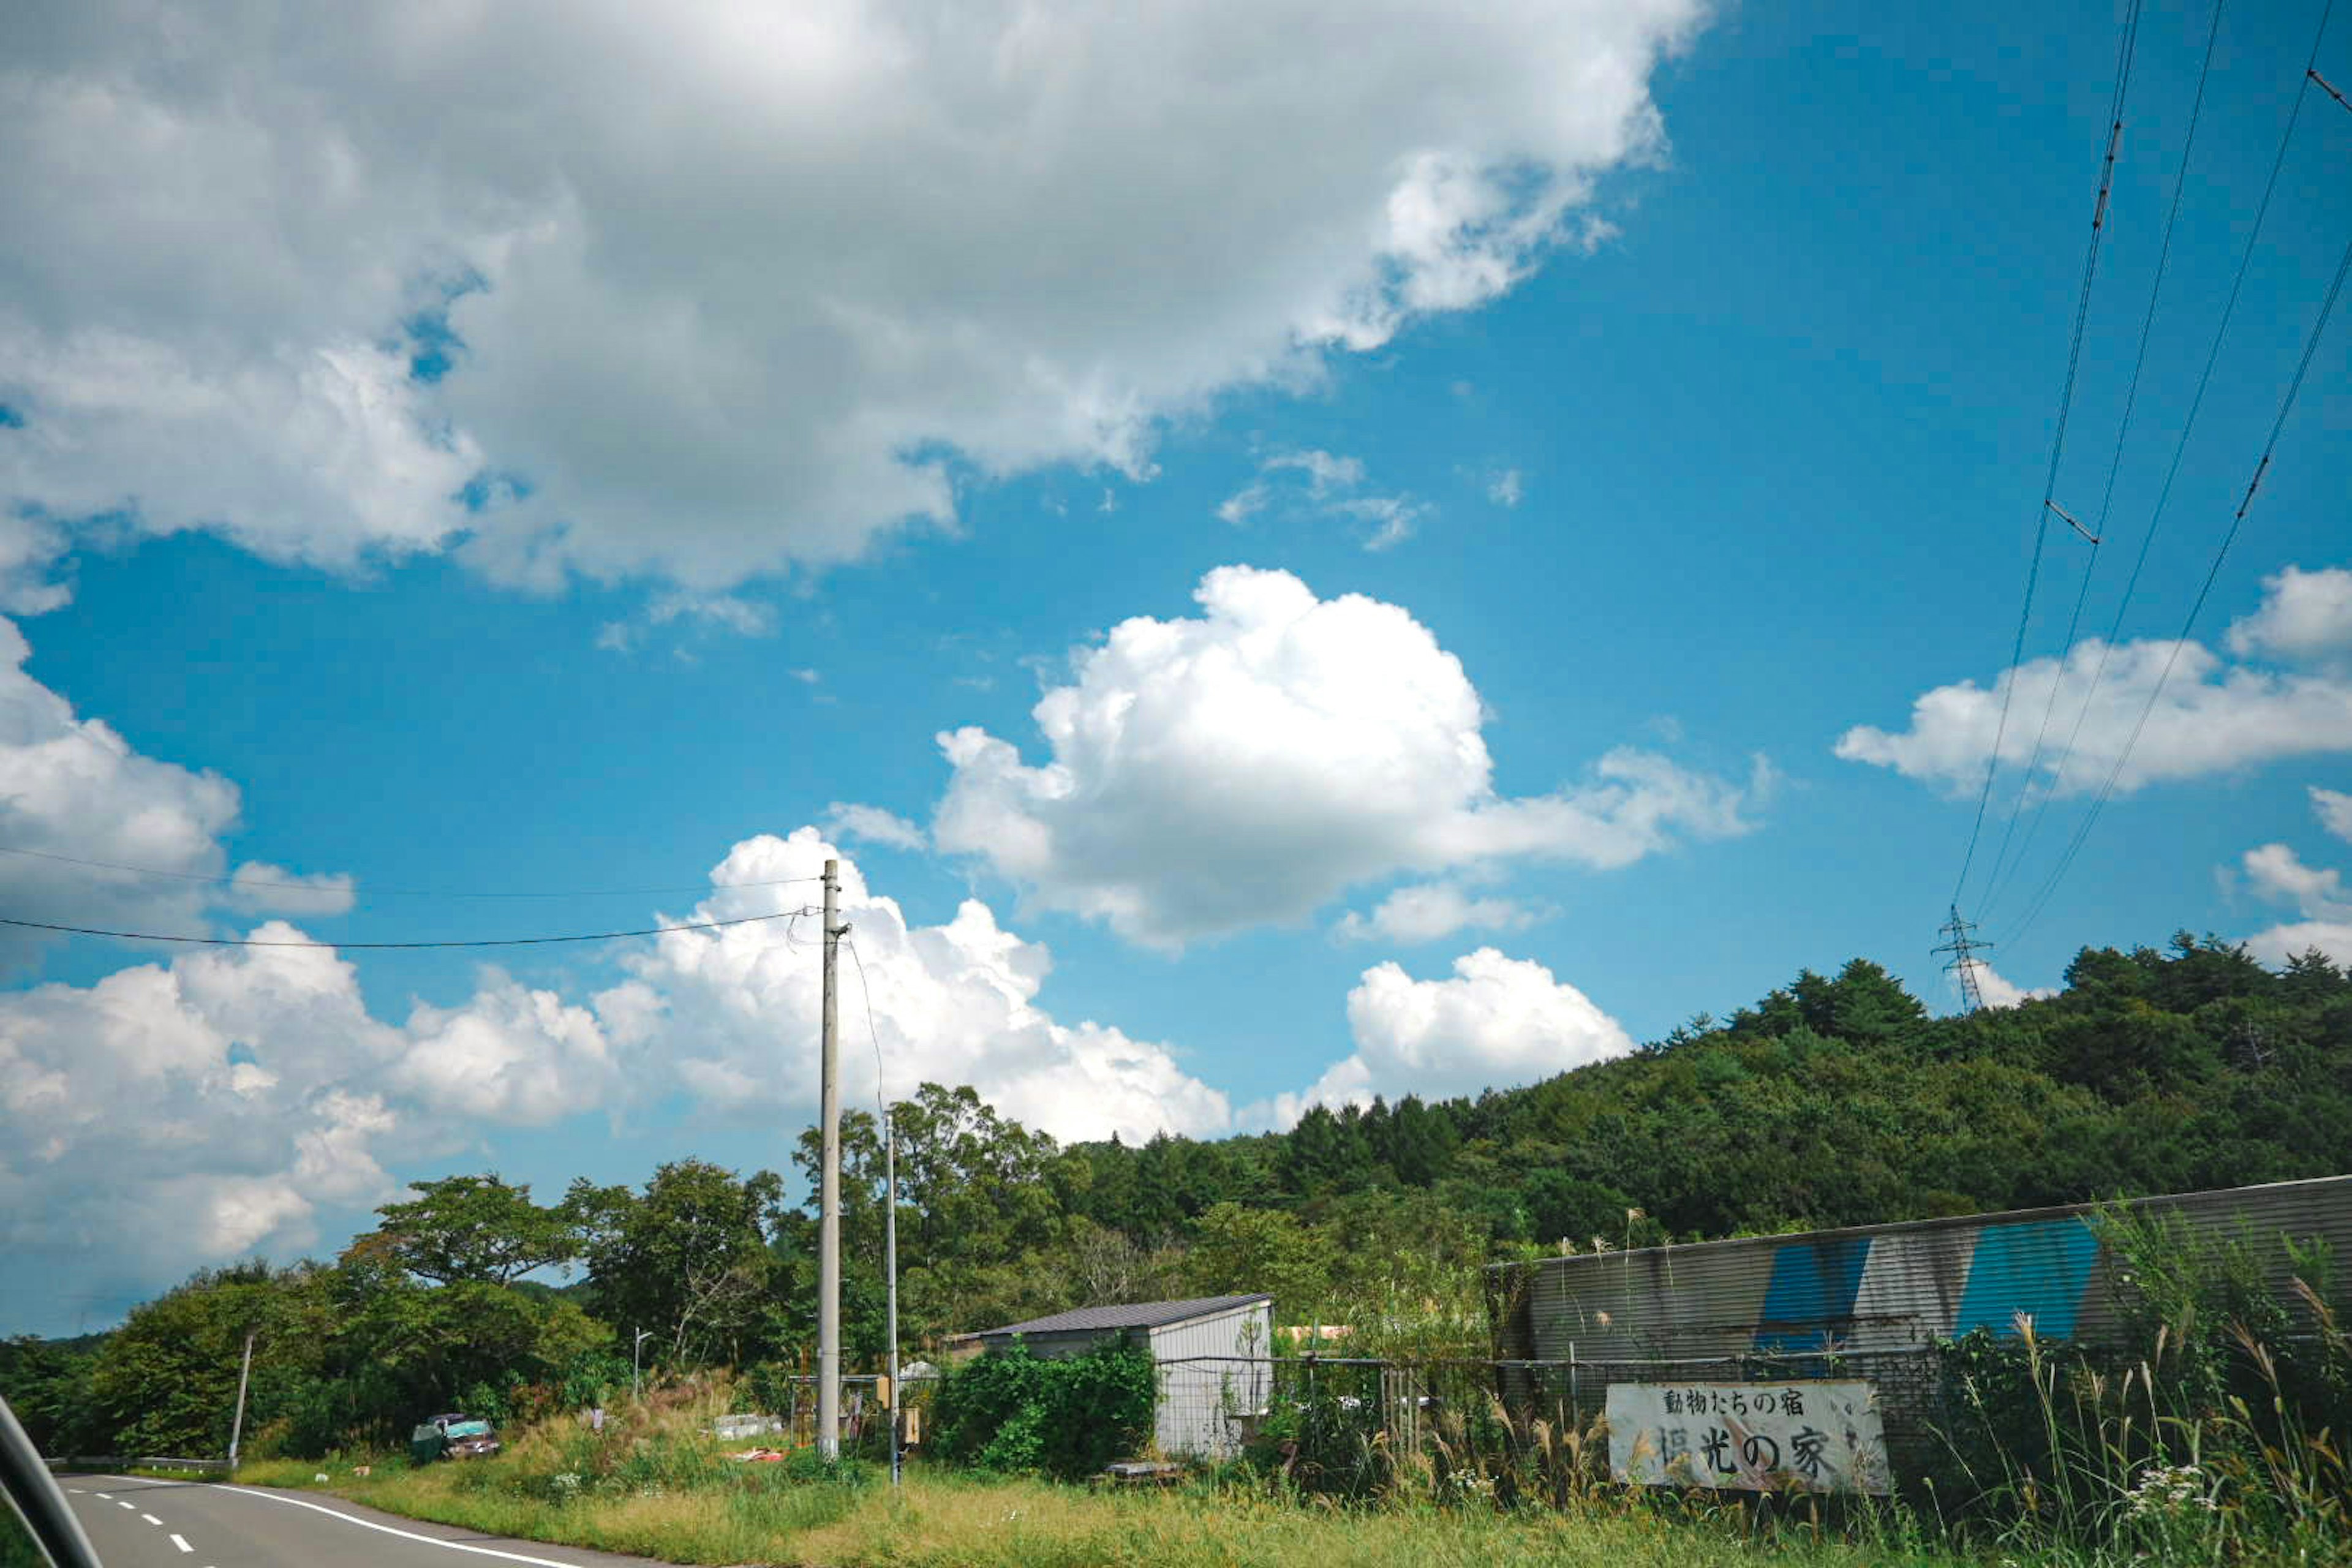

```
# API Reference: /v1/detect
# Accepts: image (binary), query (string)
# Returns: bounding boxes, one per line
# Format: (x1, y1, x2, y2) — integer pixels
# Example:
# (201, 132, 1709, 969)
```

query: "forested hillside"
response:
(7, 934, 2348, 1459)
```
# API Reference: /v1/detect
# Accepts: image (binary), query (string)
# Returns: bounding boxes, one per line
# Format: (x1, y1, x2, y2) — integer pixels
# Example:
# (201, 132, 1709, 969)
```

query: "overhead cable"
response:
(0, 842, 825, 900)
(1952, 0, 2146, 910)
(0, 905, 818, 951)
(1978, 0, 2228, 920)
(2005, 214, 2352, 949)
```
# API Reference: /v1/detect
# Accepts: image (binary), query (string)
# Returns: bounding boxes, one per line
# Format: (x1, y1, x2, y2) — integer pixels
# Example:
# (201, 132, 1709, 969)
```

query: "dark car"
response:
(408, 1413, 501, 1464)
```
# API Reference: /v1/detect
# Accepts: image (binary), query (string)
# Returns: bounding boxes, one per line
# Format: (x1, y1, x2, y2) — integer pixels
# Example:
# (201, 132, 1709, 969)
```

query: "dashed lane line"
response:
(170, 1532, 194, 1553)
(142, 1512, 163, 1525)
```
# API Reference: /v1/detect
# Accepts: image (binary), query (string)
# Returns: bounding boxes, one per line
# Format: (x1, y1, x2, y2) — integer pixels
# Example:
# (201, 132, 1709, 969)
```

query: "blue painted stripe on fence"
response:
(1951, 1217, 2100, 1340)
(1752, 1235, 1872, 1352)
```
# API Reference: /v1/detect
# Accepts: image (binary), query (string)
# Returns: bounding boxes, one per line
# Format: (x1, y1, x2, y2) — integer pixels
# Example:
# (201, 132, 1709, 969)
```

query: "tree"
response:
(573, 1159, 783, 1365)
(366, 1174, 578, 1286)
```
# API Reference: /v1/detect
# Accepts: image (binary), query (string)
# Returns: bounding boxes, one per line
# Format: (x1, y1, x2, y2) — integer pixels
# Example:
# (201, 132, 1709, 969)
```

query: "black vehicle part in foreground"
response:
(0, 1392, 100, 1568)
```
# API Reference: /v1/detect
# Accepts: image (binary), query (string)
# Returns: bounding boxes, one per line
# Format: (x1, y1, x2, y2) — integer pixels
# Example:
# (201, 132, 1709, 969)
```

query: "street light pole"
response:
(632, 1327, 654, 1402)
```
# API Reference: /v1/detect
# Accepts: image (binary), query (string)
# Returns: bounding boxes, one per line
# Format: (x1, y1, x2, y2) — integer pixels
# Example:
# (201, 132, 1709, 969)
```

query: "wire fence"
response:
(1148, 1349, 1940, 1499)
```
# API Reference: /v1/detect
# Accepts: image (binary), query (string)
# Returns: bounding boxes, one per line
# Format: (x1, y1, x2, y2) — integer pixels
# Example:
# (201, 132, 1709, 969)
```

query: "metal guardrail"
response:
(43, 1455, 233, 1474)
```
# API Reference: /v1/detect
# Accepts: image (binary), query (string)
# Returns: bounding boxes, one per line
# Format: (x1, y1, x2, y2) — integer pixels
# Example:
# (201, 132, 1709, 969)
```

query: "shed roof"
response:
(977, 1294, 1271, 1338)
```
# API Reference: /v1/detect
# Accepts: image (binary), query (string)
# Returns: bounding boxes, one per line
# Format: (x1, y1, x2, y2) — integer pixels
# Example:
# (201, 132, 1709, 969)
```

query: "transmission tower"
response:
(1934, 905, 1993, 1012)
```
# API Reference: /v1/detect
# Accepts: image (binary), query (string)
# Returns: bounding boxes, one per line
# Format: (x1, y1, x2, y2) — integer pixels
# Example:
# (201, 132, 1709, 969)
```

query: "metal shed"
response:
(973, 1293, 1273, 1459)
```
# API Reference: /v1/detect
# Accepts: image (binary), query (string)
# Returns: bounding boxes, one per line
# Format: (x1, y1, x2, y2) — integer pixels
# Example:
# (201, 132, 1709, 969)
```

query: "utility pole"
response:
(884, 1100, 900, 1487)
(818, 859, 843, 1461)
(226, 1330, 254, 1469)
(1934, 905, 1992, 1013)
(632, 1327, 652, 1401)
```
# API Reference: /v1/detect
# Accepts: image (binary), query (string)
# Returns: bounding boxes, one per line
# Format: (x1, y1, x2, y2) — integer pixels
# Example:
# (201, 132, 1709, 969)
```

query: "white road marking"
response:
(92, 1491, 112, 1499)
(170, 1532, 194, 1553)
(143, 1512, 164, 1525)
(67, 1487, 86, 1494)
(118, 1500, 137, 1510)
(211, 1486, 607, 1567)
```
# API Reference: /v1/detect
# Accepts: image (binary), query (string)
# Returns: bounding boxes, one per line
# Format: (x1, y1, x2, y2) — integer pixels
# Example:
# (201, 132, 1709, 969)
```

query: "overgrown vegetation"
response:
(930, 1338, 1157, 1477)
(4, 936, 2348, 1563)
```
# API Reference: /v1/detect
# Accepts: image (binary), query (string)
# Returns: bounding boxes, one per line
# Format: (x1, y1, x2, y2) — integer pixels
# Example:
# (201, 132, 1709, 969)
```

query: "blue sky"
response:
(3, 0, 2350, 1335)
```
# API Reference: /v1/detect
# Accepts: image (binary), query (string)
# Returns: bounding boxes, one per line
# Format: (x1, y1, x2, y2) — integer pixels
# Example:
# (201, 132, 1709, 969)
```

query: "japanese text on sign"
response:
(1605, 1381, 1888, 1494)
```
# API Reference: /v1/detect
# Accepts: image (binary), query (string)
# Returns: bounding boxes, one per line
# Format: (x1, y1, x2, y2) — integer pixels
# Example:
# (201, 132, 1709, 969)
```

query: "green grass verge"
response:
(233, 1453, 1980, 1568)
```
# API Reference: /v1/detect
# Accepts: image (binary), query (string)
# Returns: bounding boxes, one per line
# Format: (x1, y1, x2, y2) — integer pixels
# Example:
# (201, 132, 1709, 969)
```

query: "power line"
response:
(0, 841, 824, 900)
(1952, 0, 2147, 911)
(1978, 0, 2230, 921)
(2004, 204, 2352, 949)
(0, 905, 818, 951)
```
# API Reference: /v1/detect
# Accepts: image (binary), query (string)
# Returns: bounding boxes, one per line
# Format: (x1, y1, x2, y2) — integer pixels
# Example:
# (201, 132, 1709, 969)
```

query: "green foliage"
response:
(363, 1174, 581, 1286)
(931, 1339, 1157, 1478)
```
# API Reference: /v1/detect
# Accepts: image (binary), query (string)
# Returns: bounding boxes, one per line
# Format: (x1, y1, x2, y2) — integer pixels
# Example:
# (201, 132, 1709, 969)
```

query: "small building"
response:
(972, 1293, 1273, 1459)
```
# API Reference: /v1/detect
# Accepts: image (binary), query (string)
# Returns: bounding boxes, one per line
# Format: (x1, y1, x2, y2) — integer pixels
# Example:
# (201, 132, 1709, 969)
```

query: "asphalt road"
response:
(59, 1476, 672, 1568)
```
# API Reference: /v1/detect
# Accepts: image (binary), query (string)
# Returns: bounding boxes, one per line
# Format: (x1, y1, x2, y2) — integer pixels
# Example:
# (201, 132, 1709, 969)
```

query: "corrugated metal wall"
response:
(1152, 1302, 1274, 1458)
(1494, 1175, 2352, 1363)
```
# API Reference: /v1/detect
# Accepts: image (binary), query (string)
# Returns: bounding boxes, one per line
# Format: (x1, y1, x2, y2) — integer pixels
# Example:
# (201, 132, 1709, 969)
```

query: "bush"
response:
(930, 1338, 1156, 1479)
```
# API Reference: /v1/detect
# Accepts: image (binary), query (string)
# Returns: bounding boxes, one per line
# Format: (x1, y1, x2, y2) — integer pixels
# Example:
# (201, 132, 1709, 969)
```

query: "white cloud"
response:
(1261, 947, 1630, 1124)
(1333, 495, 1425, 551)
(1954, 960, 2055, 1011)
(935, 566, 1759, 948)
(1216, 482, 1270, 526)
(597, 590, 778, 652)
(1836, 633, 2352, 796)
(2228, 566, 2352, 666)
(1218, 450, 1429, 550)
(1487, 468, 1524, 507)
(1333, 882, 1543, 944)
(594, 829, 1231, 1142)
(226, 861, 358, 916)
(824, 802, 928, 851)
(1, 0, 1704, 592)
(0, 616, 244, 963)
(1265, 450, 1367, 499)
(2236, 789, 2352, 966)
(0, 916, 641, 1322)
(2312, 786, 2352, 845)
(394, 973, 619, 1125)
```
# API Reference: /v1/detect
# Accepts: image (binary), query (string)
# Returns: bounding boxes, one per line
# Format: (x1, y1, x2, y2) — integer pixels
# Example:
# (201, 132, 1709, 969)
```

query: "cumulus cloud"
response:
(226, 861, 358, 916)
(1261, 947, 1630, 1124)
(1835, 631, 2352, 797)
(2312, 786, 2352, 844)
(934, 567, 1760, 948)
(2236, 790, 2352, 967)
(592, 828, 1231, 1142)
(1487, 468, 1525, 507)
(0, 925, 620, 1320)
(2228, 566, 2352, 667)
(0, 616, 244, 963)
(1954, 960, 2055, 1011)
(1333, 882, 1544, 944)
(823, 802, 929, 851)
(2, 0, 1705, 592)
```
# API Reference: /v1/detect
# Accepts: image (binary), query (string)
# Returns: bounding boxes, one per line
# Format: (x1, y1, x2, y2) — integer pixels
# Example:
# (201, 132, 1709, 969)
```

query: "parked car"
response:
(409, 1413, 501, 1464)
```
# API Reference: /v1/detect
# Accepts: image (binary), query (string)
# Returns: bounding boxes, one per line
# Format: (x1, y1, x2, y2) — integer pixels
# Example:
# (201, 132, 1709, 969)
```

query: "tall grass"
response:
(1930, 1215, 2352, 1565)
(237, 1381, 1968, 1568)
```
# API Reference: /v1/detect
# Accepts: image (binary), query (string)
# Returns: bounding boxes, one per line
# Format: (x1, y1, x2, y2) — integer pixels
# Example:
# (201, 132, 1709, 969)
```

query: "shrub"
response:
(930, 1338, 1156, 1479)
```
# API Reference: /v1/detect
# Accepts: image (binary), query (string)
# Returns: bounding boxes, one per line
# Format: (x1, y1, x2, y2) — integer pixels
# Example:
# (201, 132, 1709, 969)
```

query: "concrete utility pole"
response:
(818, 859, 843, 1461)
(885, 1102, 901, 1487)
(632, 1327, 653, 1401)
(226, 1330, 254, 1469)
